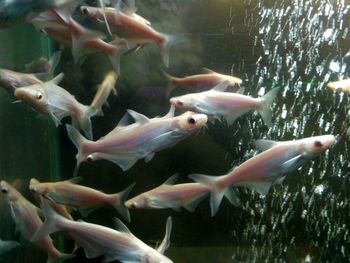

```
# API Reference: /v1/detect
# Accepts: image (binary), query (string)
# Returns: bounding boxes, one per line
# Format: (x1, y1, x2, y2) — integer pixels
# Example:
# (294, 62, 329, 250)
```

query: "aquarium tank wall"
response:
(0, 0, 349, 262)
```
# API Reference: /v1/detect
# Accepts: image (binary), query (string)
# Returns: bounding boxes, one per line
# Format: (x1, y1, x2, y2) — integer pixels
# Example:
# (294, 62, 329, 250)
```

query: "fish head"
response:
(301, 135, 335, 155)
(0, 181, 18, 201)
(80, 6, 103, 20)
(169, 95, 193, 110)
(125, 195, 148, 209)
(29, 178, 47, 196)
(14, 85, 48, 112)
(172, 112, 208, 132)
(327, 81, 344, 92)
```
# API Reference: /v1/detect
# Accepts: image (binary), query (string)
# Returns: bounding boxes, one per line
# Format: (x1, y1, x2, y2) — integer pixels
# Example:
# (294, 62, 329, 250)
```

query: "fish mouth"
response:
(14, 88, 27, 99)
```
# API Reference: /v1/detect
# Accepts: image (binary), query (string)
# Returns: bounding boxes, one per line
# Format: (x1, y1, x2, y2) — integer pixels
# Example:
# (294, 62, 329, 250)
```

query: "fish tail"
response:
(31, 198, 67, 242)
(77, 106, 96, 140)
(156, 217, 172, 254)
(257, 87, 280, 127)
(65, 124, 90, 176)
(159, 34, 187, 67)
(161, 70, 180, 97)
(47, 251, 75, 263)
(108, 40, 129, 75)
(109, 183, 136, 223)
(189, 174, 240, 216)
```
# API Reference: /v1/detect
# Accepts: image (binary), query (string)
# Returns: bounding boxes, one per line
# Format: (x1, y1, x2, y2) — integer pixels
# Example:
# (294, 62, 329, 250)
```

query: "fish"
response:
(170, 81, 280, 126)
(29, 177, 135, 222)
(27, 5, 128, 73)
(189, 135, 336, 216)
(25, 50, 62, 74)
(0, 180, 74, 263)
(125, 174, 210, 212)
(65, 106, 207, 173)
(14, 73, 96, 139)
(0, 69, 43, 94)
(80, 4, 184, 67)
(90, 70, 118, 116)
(327, 79, 350, 93)
(32, 198, 173, 263)
(163, 68, 243, 95)
(0, 238, 20, 255)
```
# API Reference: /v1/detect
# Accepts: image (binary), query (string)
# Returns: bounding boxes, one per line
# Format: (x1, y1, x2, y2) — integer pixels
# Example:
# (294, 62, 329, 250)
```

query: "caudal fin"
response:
(159, 34, 186, 67)
(108, 40, 129, 75)
(75, 106, 97, 140)
(109, 183, 136, 223)
(65, 124, 89, 176)
(189, 173, 239, 216)
(257, 87, 280, 127)
(161, 70, 181, 97)
(31, 198, 67, 242)
(156, 217, 172, 254)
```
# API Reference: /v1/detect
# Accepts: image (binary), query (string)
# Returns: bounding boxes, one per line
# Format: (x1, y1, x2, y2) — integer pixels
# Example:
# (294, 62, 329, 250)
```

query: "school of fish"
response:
(0, 0, 341, 262)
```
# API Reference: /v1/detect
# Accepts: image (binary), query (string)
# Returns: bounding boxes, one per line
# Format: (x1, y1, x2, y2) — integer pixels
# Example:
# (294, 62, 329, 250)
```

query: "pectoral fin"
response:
(281, 154, 305, 173)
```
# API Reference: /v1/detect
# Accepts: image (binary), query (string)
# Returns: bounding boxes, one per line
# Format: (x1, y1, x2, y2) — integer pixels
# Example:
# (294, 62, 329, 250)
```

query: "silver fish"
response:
(32, 198, 173, 263)
(170, 81, 280, 126)
(0, 180, 74, 263)
(190, 135, 335, 216)
(66, 106, 207, 172)
(29, 177, 135, 222)
(14, 73, 96, 139)
(126, 174, 210, 212)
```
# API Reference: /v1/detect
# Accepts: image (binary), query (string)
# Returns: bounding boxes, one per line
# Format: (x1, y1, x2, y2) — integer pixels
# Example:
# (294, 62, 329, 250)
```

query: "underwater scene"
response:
(0, 0, 349, 262)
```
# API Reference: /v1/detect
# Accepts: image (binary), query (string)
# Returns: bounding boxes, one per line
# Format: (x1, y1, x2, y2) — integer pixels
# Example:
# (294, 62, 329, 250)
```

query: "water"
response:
(0, 0, 349, 262)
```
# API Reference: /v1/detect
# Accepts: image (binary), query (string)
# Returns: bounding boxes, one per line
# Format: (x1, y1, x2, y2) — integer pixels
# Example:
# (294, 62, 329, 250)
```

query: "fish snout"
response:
(0, 181, 9, 194)
(169, 97, 184, 108)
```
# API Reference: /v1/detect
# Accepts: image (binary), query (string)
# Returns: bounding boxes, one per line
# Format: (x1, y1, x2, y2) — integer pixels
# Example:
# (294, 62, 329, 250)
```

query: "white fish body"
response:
(32, 198, 173, 263)
(126, 174, 210, 212)
(66, 107, 207, 172)
(170, 81, 280, 126)
(29, 178, 134, 222)
(14, 73, 96, 139)
(327, 78, 350, 93)
(0, 181, 74, 262)
(0, 69, 43, 94)
(190, 135, 335, 216)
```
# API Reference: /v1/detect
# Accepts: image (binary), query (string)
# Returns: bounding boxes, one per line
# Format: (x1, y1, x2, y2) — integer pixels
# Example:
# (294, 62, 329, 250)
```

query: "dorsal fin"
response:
(50, 73, 64, 85)
(65, 177, 83, 185)
(255, 139, 279, 152)
(164, 105, 175, 118)
(113, 217, 132, 234)
(127, 109, 150, 124)
(117, 112, 133, 128)
(210, 80, 229, 92)
(202, 67, 217, 74)
(163, 174, 179, 185)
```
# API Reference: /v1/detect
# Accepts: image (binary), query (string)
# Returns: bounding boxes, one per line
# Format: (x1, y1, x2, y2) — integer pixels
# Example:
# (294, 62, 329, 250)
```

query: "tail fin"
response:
(108, 40, 129, 75)
(159, 34, 186, 67)
(156, 217, 172, 254)
(65, 124, 89, 176)
(257, 87, 280, 127)
(31, 198, 67, 242)
(76, 106, 96, 140)
(47, 251, 75, 263)
(109, 183, 136, 223)
(161, 70, 181, 97)
(189, 174, 229, 217)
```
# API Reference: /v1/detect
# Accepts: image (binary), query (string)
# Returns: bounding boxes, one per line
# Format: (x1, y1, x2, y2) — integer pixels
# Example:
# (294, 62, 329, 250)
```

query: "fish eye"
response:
(177, 100, 184, 107)
(314, 140, 323, 147)
(86, 156, 93, 162)
(30, 188, 36, 193)
(82, 7, 89, 15)
(130, 203, 137, 209)
(187, 116, 196, 125)
(1, 188, 8, 194)
(36, 92, 43, 100)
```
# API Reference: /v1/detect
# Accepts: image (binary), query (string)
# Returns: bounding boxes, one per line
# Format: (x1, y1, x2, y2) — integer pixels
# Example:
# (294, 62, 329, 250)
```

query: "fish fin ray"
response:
(126, 109, 149, 124)
(156, 217, 172, 254)
(110, 183, 136, 223)
(255, 139, 279, 152)
(210, 80, 230, 92)
(257, 87, 280, 127)
(163, 174, 179, 185)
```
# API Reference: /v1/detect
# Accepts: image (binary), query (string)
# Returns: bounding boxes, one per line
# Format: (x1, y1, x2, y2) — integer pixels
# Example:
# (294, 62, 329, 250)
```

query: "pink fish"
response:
(32, 198, 173, 263)
(0, 69, 43, 94)
(190, 135, 335, 216)
(66, 107, 207, 173)
(0, 181, 74, 262)
(125, 174, 210, 212)
(29, 177, 135, 222)
(163, 68, 243, 94)
(80, 5, 183, 67)
(170, 81, 280, 126)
